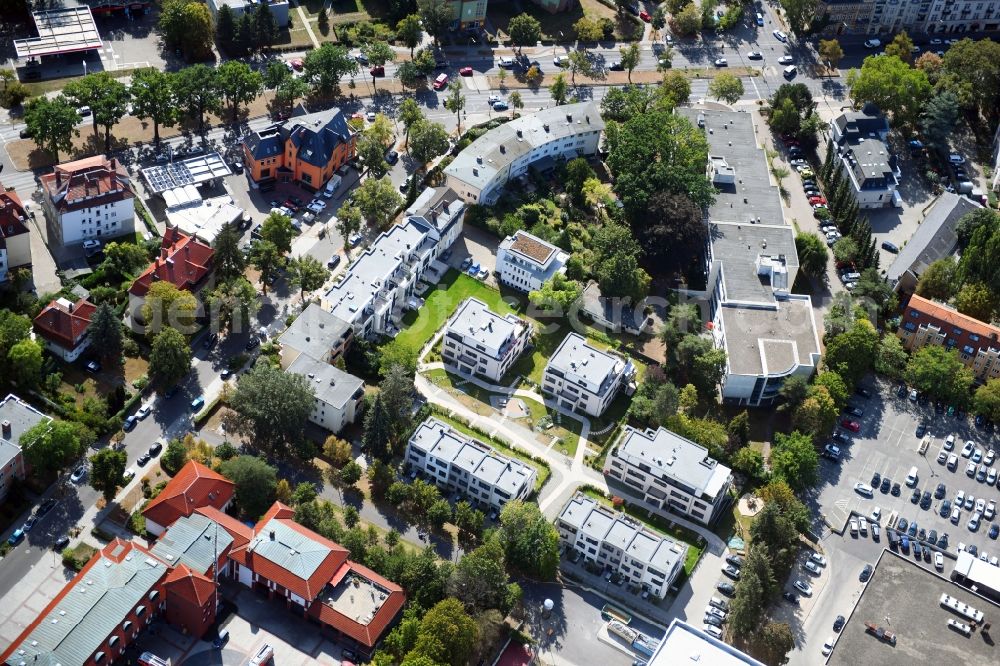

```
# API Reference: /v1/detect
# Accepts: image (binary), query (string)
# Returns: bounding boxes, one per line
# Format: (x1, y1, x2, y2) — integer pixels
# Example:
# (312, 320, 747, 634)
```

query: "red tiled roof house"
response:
(39, 155, 135, 248)
(33, 297, 97, 362)
(141, 460, 234, 536)
(127, 227, 214, 334)
(0, 186, 31, 284)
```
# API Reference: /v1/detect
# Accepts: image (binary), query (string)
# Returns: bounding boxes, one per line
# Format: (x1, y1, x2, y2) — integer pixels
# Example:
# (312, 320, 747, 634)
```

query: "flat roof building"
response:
(495, 229, 569, 293)
(142, 153, 231, 195)
(556, 494, 687, 599)
(287, 354, 365, 434)
(164, 192, 243, 246)
(648, 619, 764, 665)
(0, 394, 50, 502)
(677, 108, 821, 407)
(278, 302, 353, 368)
(406, 417, 537, 512)
(605, 425, 733, 526)
(445, 102, 604, 206)
(542, 333, 636, 418)
(442, 297, 531, 382)
(14, 7, 103, 60)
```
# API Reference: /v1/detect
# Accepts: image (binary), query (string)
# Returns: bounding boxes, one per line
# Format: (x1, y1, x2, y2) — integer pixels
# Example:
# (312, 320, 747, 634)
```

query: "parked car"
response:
(793, 580, 813, 596)
(714, 58, 728, 66)
(71, 465, 87, 483)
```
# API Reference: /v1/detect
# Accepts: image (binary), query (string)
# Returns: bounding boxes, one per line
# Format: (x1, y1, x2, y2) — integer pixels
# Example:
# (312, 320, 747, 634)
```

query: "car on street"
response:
(941, 500, 953, 517)
(841, 419, 861, 432)
(137, 452, 151, 467)
(809, 552, 827, 567)
(793, 580, 813, 596)
(492, 101, 509, 111)
(860, 564, 873, 582)
(892, 482, 901, 496)
(369, 65, 385, 77)
(881, 477, 891, 493)
(706, 606, 727, 621)
(756, 12, 765, 25)
(71, 465, 86, 483)
(8, 528, 25, 546)
(990, 524, 999, 539)
(936, 483, 947, 499)
(777, 55, 794, 64)
(726, 554, 744, 567)
(459, 66, 474, 75)
(85, 359, 101, 373)
(385, 150, 399, 165)
(553, 56, 567, 67)
(949, 154, 966, 165)
(974, 448, 984, 463)
(969, 512, 982, 531)
(747, 51, 763, 59)
(864, 38, 882, 48)
(870, 507, 881, 522)
(714, 58, 728, 66)
(921, 492, 932, 509)
(823, 443, 841, 460)
(938, 449, 949, 464)
(834, 615, 845, 632)
(148, 440, 163, 457)
(987, 500, 996, 520)
(123, 415, 137, 432)
(773, 29, 787, 41)
(704, 625, 723, 639)
(290, 58, 303, 71)
(845, 405, 863, 417)
(54, 535, 70, 551)
(190, 395, 205, 411)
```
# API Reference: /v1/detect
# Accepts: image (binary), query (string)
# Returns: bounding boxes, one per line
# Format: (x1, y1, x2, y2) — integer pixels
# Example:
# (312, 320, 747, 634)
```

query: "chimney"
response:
(269, 530, 276, 540)
(56, 171, 62, 187)
(1, 420, 10, 440)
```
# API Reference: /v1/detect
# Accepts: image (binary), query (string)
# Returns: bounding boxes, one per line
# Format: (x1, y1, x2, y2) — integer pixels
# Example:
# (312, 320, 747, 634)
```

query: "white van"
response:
(905, 466, 919, 487)
(249, 643, 274, 665)
(323, 174, 342, 199)
(498, 56, 515, 68)
(783, 65, 797, 78)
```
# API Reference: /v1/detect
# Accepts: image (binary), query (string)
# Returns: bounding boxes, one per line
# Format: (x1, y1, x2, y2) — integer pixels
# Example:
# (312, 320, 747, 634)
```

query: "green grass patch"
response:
(581, 487, 705, 575)
(430, 407, 551, 494)
(62, 543, 98, 571)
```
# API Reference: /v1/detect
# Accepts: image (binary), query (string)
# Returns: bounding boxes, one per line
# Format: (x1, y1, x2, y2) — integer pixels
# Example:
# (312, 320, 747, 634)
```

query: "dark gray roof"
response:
(0, 393, 50, 470)
(278, 303, 352, 363)
(244, 125, 283, 161)
(287, 354, 364, 408)
(708, 222, 798, 303)
(834, 107, 890, 142)
(887, 193, 982, 286)
(243, 108, 353, 166)
(150, 512, 234, 574)
(844, 138, 895, 190)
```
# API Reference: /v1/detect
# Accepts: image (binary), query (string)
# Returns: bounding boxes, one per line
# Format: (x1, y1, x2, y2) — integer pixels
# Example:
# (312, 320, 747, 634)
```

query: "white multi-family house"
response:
(40, 155, 135, 247)
(541, 333, 636, 418)
(495, 230, 569, 293)
(556, 493, 687, 599)
(405, 417, 536, 513)
(0, 187, 31, 284)
(604, 426, 734, 526)
(441, 297, 531, 382)
(287, 355, 365, 434)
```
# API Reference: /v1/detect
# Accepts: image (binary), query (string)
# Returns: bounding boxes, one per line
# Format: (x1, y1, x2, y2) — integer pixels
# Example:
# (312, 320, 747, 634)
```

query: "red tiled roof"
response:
(195, 505, 253, 566)
(142, 460, 234, 529)
(0, 187, 29, 250)
(253, 500, 296, 533)
(129, 227, 214, 297)
(163, 563, 216, 607)
(306, 561, 406, 649)
(904, 294, 1000, 344)
(33, 297, 97, 351)
(40, 155, 133, 213)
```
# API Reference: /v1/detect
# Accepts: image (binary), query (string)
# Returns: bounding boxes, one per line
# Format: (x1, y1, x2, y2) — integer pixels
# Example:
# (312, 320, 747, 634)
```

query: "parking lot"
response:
(813, 377, 1000, 563)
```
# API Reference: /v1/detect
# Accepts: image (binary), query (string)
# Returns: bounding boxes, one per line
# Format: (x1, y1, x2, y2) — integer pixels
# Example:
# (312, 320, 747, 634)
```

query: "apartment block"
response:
(0, 393, 50, 502)
(541, 333, 636, 418)
(449, 0, 487, 28)
(897, 293, 1000, 381)
(40, 155, 135, 247)
(556, 493, 687, 599)
(818, 0, 1000, 34)
(495, 229, 569, 293)
(206, 0, 289, 27)
(287, 354, 365, 434)
(604, 425, 734, 526)
(278, 303, 353, 368)
(442, 297, 531, 382)
(406, 417, 537, 513)
(830, 108, 899, 209)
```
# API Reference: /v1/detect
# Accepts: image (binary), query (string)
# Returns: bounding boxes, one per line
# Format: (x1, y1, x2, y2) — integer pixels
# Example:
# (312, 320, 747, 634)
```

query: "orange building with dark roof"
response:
(33, 296, 97, 362)
(142, 460, 234, 536)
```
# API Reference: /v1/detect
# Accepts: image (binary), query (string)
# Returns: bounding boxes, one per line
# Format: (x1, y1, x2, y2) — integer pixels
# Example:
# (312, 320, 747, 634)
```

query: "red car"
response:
(809, 196, 827, 205)
(370, 65, 385, 77)
(290, 59, 303, 71)
(640, 10, 651, 21)
(841, 419, 861, 433)
(459, 66, 474, 76)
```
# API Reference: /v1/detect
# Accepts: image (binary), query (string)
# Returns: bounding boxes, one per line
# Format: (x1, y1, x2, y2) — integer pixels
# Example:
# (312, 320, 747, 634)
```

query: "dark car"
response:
(22, 516, 38, 532)
(136, 452, 151, 467)
(920, 491, 932, 509)
(970, 544, 979, 557)
(938, 533, 949, 549)
(872, 471, 881, 488)
(908, 521, 918, 537)
(85, 359, 101, 373)
(148, 440, 163, 457)
(163, 384, 180, 399)
(782, 591, 799, 605)
(832, 432, 851, 445)
(213, 629, 230, 649)
(726, 554, 744, 567)
(38, 498, 56, 516)
(609, 60, 624, 71)
(369, 65, 385, 77)
(892, 482, 901, 496)
(53, 535, 70, 551)
(203, 332, 219, 349)
(898, 518, 909, 532)
(918, 527, 927, 541)
(976, 414, 986, 428)
(897, 384, 907, 398)
(916, 422, 927, 437)
(250, 224, 263, 240)
(385, 150, 399, 165)
(341, 649, 359, 662)
(19, 128, 32, 139)
(991, 524, 999, 539)
(846, 406, 864, 417)
(834, 615, 846, 632)
(929, 529, 938, 544)
(123, 415, 137, 432)
(880, 477, 891, 493)
(941, 499, 952, 517)
(717, 582, 736, 596)
(881, 241, 900, 253)
(245, 336, 261, 350)
(911, 488, 921, 504)
(935, 483, 946, 499)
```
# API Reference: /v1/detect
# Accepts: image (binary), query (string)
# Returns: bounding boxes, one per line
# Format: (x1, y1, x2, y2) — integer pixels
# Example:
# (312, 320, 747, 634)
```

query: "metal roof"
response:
(150, 512, 234, 574)
(14, 7, 103, 59)
(142, 152, 230, 194)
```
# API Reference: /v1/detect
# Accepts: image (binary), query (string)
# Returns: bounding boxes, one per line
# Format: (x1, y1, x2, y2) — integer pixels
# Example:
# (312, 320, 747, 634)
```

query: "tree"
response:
(20, 420, 83, 474)
(161, 438, 188, 475)
(575, 17, 603, 42)
(954, 282, 997, 322)
(444, 79, 466, 133)
(426, 499, 451, 528)
(363, 41, 396, 90)
(397, 14, 423, 56)
(915, 257, 957, 301)
(732, 446, 766, 480)
(417, 0, 452, 45)
(250, 240, 282, 295)
(411, 598, 478, 666)
(815, 371, 849, 410)
(292, 482, 318, 506)
(358, 135, 389, 178)
(529, 273, 582, 311)
(729, 544, 771, 637)
(264, 60, 290, 89)
(780, 0, 815, 33)
(567, 49, 595, 85)
(211, 225, 246, 283)
(172, 64, 220, 137)
(339, 460, 363, 488)
(846, 55, 931, 128)
(324, 435, 354, 467)
(228, 364, 316, 453)
(453, 500, 484, 537)
(317, 7, 329, 35)
(448, 538, 514, 613)
(795, 232, 829, 279)
(252, 0, 278, 50)
(819, 39, 844, 69)
(942, 38, 1000, 122)
(408, 119, 450, 167)
(89, 448, 127, 502)
(141, 281, 198, 334)
(884, 31, 916, 64)
(592, 221, 651, 300)
(875, 333, 908, 379)
(64, 72, 130, 154)
(661, 70, 692, 107)
(651, 5, 667, 33)
(24, 95, 78, 161)
(362, 393, 393, 461)
(708, 73, 744, 105)
(205, 277, 259, 334)
(673, 3, 702, 35)
(921, 90, 961, 154)
(217, 60, 263, 122)
(303, 43, 359, 95)
(974, 379, 1000, 422)
(549, 73, 569, 106)
(379, 364, 416, 435)
(130, 69, 180, 151)
(336, 203, 363, 251)
(286, 255, 328, 303)
(352, 177, 403, 230)
(221, 456, 278, 518)
(496, 501, 560, 580)
(770, 431, 819, 492)
(905, 345, 974, 407)
(88, 302, 124, 365)
(832, 236, 860, 265)
(260, 211, 295, 254)
(274, 75, 309, 112)
(756, 622, 795, 665)
(508, 15, 541, 52)
(606, 109, 713, 217)
(824, 318, 879, 386)
(619, 43, 640, 84)
(508, 91, 523, 117)
(399, 97, 423, 150)
(159, 0, 215, 60)
(149, 327, 191, 387)
(793, 385, 838, 441)
(6, 341, 41, 390)
(216, 3, 238, 49)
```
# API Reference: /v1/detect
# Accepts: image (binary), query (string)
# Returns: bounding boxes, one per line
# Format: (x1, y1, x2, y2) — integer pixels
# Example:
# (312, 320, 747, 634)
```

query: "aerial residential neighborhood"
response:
(3, 0, 1000, 664)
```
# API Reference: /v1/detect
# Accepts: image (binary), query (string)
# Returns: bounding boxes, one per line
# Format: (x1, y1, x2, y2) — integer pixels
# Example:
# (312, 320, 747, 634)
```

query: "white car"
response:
(991, 556, 999, 567)
(854, 482, 874, 497)
(969, 512, 982, 531)
(945, 434, 956, 450)
(986, 500, 996, 520)
(136, 403, 152, 420)
(859, 517, 868, 535)
(956, 489, 966, 506)
(989, 468, 998, 485)
(553, 55, 567, 66)
(803, 560, 821, 575)
(976, 498, 986, 514)
(773, 29, 787, 42)
(777, 55, 793, 64)
(810, 552, 827, 567)
(793, 580, 813, 596)
(967, 461, 978, 477)
(962, 440, 975, 457)
(974, 448, 984, 463)
(864, 38, 882, 48)
(714, 58, 728, 66)
(948, 453, 959, 470)
(704, 625, 723, 639)
(986, 449, 995, 465)
(966, 494, 976, 510)
(822, 636, 834, 656)
(706, 606, 727, 620)
(121, 468, 135, 484)
(938, 449, 948, 464)
(935, 552, 945, 569)
(870, 507, 881, 523)
(70, 465, 87, 483)
(488, 94, 503, 104)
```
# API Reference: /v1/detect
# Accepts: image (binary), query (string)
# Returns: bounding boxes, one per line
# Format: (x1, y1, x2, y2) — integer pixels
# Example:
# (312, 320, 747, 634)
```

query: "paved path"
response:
(294, 1, 320, 49)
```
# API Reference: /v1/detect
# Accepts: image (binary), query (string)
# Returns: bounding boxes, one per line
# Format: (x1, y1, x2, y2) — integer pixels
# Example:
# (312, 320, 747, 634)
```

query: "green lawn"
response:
(394, 269, 519, 353)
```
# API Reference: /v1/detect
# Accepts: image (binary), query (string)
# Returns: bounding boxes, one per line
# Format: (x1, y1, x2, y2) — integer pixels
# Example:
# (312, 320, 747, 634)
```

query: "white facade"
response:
(604, 426, 733, 526)
(541, 333, 636, 418)
(406, 417, 537, 513)
(0, 228, 30, 284)
(495, 229, 569, 293)
(442, 297, 531, 382)
(556, 494, 687, 599)
(649, 620, 764, 665)
(445, 102, 605, 206)
(53, 197, 135, 246)
(287, 355, 364, 434)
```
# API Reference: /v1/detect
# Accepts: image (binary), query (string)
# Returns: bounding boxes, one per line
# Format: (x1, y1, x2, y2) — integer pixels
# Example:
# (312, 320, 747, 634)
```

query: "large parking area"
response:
(813, 377, 1000, 563)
